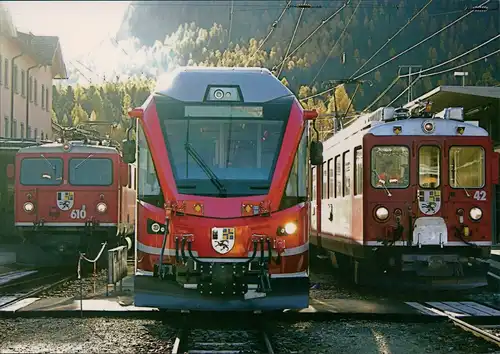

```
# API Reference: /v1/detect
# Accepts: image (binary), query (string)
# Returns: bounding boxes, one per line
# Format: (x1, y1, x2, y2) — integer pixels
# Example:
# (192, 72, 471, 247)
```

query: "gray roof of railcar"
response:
(17, 141, 119, 155)
(154, 67, 294, 103)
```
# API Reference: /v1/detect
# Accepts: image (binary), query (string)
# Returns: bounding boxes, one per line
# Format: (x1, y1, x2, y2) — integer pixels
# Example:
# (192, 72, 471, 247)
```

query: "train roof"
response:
(0, 138, 51, 150)
(16, 141, 119, 155)
(154, 66, 294, 103)
(322, 106, 489, 149)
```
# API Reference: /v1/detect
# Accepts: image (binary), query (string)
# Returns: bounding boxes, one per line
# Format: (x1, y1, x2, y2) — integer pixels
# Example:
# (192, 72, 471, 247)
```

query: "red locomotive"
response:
(310, 104, 499, 287)
(12, 139, 136, 263)
(122, 67, 322, 311)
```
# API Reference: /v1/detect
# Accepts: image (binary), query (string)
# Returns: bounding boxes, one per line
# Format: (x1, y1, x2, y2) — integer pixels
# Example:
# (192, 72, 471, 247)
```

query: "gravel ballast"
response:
(0, 318, 498, 353)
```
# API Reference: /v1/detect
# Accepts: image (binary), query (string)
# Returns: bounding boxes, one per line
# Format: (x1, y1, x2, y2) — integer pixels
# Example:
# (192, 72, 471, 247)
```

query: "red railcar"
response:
(310, 105, 500, 287)
(13, 141, 136, 261)
(122, 67, 321, 311)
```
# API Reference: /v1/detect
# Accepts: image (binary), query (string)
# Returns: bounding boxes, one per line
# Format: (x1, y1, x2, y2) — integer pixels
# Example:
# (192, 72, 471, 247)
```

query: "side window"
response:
(343, 151, 351, 196)
(327, 158, 333, 198)
(354, 147, 363, 195)
(322, 162, 327, 199)
(311, 167, 316, 201)
(335, 155, 341, 198)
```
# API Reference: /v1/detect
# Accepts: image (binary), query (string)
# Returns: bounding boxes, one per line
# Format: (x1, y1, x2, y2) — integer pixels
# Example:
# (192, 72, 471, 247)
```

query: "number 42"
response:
(473, 190, 486, 201)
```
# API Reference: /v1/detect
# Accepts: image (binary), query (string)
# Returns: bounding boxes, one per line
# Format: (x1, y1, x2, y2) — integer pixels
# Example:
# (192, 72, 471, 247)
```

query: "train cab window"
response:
(137, 125, 163, 206)
(371, 146, 409, 189)
(322, 162, 327, 199)
(20, 157, 63, 185)
(327, 158, 333, 198)
(354, 147, 363, 195)
(343, 151, 351, 196)
(449, 146, 485, 188)
(69, 158, 113, 186)
(335, 155, 341, 197)
(418, 146, 440, 189)
(282, 130, 307, 208)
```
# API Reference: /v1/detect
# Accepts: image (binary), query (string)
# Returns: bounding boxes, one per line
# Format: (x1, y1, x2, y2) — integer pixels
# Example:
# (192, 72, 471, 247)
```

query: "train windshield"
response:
(159, 101, 289, 196)
(371, 146, 409, 189)
(449, 146, 485, 188)
(69, 158, 113, 186)
(20, 157, 63, 185)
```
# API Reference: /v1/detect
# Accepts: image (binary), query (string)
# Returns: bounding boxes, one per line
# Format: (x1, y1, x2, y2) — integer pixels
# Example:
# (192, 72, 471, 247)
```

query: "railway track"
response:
(0, 270, 73, 310)
(172, 314, 275, 354)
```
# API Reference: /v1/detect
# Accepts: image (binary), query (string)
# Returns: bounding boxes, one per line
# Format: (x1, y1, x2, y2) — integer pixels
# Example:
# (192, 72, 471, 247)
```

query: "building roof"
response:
(14, 31, 68, 79)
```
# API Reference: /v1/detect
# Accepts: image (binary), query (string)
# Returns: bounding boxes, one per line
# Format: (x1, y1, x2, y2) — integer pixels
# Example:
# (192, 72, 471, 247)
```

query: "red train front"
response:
(311, 105, 499, 287)
(123, 67, 318, 311)
(13, 141, 136, 262)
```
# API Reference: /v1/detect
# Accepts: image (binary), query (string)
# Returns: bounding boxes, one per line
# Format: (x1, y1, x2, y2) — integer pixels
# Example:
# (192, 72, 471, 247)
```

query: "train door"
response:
(413, 141, 446, 246)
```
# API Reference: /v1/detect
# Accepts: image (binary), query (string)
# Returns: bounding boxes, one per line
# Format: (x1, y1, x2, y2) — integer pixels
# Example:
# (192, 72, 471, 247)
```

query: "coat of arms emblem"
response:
(57, 191, 74, 210)
(211, 227, 235, 254)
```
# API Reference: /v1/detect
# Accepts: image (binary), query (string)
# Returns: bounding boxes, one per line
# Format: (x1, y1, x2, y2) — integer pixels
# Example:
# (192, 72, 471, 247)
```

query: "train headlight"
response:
(96, 202, 107, 213)
(284, 222, 297, 235)
(151, 223, 161, 233)
(23, 202, 34, 213)
(469, 207, 482, 221)
(213, 89, 224, 100)
(375, 206, 389, 221)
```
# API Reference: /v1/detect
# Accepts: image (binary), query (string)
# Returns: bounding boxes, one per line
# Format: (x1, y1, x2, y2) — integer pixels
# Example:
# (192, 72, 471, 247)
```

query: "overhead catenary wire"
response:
(309, 0, 361, 85)
(249, 0, 291, 61)
(277, 0, 307, 78)
(349, 0, 434, 79)
(399, 33, 500, 77)
(386, 49, 500, 107)
(300, 0, 491, 101)
(364, 35, 500, 110)
(275, 1, 350, 70)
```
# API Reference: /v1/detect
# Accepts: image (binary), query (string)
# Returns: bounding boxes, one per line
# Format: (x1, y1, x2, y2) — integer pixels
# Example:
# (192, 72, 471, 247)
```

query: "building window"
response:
(21, 70, 25, 96)
(12, 120, 17, 138)
(27, 125, 31, 139)
(20, 123, 24, 139)
(34, 128, 38, 140)
(34, 79, 38, 105)
(13, 65, 18, 93)
(45, 87, 49, 111)
(4, 117, 8, 138)
(29, 76, 33, 101)
(4, 59, 9, 88)
(41, 84, 45, 109)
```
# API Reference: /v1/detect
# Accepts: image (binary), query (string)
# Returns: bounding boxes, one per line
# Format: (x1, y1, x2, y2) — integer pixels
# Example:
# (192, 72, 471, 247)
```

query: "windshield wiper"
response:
(372, 169, 392, 197)
(184, 143, 226, 196)
(40, 154, 56, 177)
(75, 154, 94, 169)
(452, 171, 471, 197)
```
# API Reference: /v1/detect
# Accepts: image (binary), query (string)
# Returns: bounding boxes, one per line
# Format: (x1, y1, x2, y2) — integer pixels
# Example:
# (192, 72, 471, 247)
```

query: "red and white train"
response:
(122, 67, 322, 311)
(12, 140, 136, 263)
(310, 104, 499, 287)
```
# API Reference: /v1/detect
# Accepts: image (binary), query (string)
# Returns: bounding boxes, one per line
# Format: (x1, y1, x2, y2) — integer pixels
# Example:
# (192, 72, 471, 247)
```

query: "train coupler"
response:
(198, 262, 249, 296)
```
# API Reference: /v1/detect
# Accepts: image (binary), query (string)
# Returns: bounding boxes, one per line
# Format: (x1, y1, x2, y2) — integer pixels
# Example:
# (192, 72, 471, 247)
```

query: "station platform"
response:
(1, 273, 500, 321)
